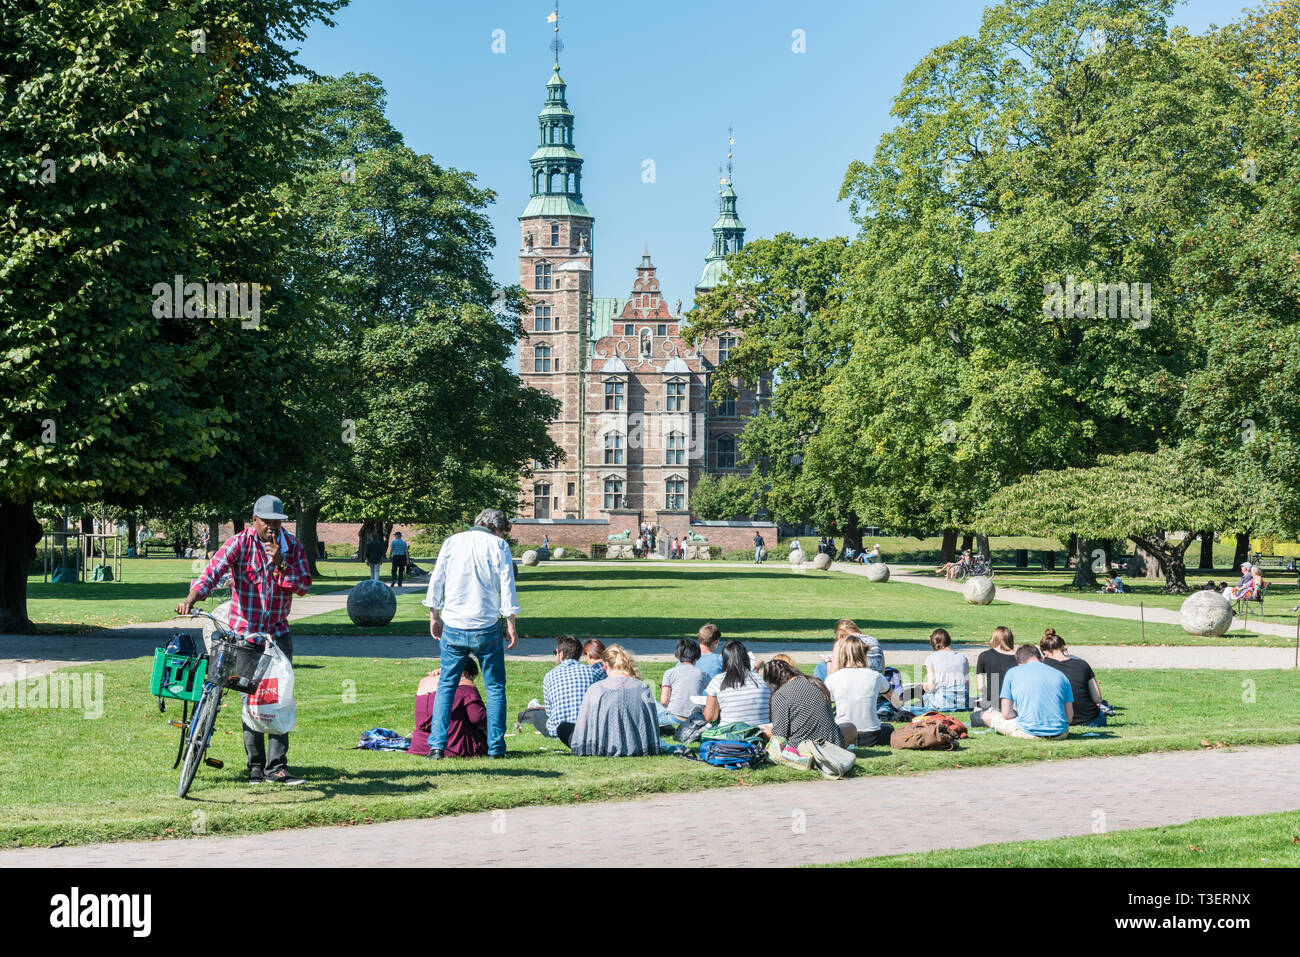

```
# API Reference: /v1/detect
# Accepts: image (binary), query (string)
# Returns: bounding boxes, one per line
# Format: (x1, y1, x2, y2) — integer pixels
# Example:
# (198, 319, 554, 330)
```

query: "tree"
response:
(818, 0, 1247, 550)
(688, 474, 757, 522)
(0, 0, 345, 632)
(978, 451, 1247, 592)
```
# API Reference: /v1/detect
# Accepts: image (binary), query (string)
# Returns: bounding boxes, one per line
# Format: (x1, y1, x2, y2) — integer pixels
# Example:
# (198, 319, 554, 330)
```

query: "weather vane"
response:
(548, 2, 563, 67)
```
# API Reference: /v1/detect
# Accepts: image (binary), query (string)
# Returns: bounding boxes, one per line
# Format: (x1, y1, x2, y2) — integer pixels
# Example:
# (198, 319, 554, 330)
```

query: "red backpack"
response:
(911, 711, 969, 739)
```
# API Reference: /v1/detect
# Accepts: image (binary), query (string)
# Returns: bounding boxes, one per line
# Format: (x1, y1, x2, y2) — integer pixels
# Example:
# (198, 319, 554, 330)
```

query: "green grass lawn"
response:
(828, 810, 1300, 867)
(23, 558, 374, 632)
(294, 564, 1289, 646)
(3, 658, 1298, 848)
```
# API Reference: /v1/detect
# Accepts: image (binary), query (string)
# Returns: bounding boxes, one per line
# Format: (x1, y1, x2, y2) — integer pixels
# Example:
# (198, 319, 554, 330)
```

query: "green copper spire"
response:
(520, 63, 591, 219)
(696, 128, 746, 291)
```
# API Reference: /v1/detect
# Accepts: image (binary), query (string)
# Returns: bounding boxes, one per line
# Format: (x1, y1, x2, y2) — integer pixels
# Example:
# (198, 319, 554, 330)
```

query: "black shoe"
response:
(249, 767, 265, 784)
(428, 749, 444, 761)
(264, 769, 305, 786)
(487, 753, 504, 760)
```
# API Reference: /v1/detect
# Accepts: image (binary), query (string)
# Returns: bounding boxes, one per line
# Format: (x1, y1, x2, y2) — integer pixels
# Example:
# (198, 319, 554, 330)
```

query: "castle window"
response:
(718, 393, 736, 417)
(603, 477, 624, 510)
(551, 223, 560, 246)
(657, 324, 667, 336)
(535, 263, 551, 290)
(535, 304, 551, 331)
(604, 432, 624, 465)
(666, 379, 686, 412)
(717, 434, 736, 470)
(604, 379, 624, 411)
(666, 431, 685, 466)
(719, 334, 736, 364)
(533, 483, 551, 519)
(566, 482, 575, 497)
(534, 344, 552, 373)
(665, 477, 685, 511)
(623, 324, 634, 336)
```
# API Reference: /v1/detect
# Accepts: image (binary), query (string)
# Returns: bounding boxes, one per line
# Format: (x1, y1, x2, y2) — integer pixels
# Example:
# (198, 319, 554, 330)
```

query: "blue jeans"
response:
(755, 547, 764, 563)
(655, 703, 683, 729)
(1083, 711, 1107, 727)
(432, 621, 507, 756)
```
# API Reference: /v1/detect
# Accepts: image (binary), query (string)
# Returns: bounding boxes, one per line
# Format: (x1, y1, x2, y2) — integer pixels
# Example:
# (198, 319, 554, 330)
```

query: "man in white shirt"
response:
(422, 508, 520, 759)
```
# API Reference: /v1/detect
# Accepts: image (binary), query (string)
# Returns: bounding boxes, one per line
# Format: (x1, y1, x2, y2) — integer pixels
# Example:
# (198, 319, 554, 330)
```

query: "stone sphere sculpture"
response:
(553, 547, 565, 559)
(812, 552, 832, 571)
(963, 575, 996, 605)
(865, 562, 890, 583)
(1180, 590, 1233, 637)
(789, 549, 805, 565)
(347, 579, 397, 627)
(521, 549, 540, 567)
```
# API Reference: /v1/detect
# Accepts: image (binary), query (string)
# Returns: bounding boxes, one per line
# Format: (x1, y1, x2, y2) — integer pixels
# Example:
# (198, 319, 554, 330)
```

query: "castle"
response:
(515, 62, 768, 523)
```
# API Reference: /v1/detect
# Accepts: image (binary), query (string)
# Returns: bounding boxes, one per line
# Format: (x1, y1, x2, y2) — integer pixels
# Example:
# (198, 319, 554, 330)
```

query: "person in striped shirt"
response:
(703, 640, 769, 727)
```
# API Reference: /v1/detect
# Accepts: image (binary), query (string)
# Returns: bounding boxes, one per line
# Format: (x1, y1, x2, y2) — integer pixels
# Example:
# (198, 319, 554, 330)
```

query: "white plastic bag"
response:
(241, 639, 296, 734)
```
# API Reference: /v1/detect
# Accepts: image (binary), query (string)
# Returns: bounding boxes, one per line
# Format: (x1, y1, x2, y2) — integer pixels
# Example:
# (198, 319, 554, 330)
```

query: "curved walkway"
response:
(4, 744, 1297, 867)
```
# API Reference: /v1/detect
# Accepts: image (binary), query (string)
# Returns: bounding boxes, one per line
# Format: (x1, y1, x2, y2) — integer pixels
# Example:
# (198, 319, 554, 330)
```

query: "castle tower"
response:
(695, 130, 746, 297)
(518, 62, 593, 519)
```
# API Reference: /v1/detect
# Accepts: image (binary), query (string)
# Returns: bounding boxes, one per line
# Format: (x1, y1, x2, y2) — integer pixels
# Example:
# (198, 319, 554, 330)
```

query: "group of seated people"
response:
(935, 548, 974, 580)
(405, 618, 1114, 760)
(1218, 562, 1264, 603)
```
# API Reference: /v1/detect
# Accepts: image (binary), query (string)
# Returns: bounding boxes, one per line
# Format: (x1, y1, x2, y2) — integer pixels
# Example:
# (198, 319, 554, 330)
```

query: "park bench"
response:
(141, 540, 179, 557)
(1234, 580, 1269, 617)
(1250, 555, 1294, 572)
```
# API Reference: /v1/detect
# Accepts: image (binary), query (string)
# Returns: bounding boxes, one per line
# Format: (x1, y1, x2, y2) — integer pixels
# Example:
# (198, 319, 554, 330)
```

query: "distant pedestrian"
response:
(364, 533, 385, 581)
(422, 508, 519, 760)
(389, 531, 409, 587)
(753, 533, 765, 564)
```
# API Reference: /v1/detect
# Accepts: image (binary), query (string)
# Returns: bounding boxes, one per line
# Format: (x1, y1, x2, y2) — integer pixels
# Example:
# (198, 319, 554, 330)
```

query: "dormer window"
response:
(604, 379, 624, 411)
(666, 378, 686, 412)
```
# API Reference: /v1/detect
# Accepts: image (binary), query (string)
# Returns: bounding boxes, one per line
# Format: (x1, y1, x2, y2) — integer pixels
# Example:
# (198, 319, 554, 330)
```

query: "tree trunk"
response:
(1128, 534, 1191, 594)
(357, 518, 383, 559)
(206, 517, 219, 554)
(974, 532, 990, 560)
(940, 529, 958, 564)
(1065, 534, 1078, 568)
(1199, 531, 1215, 571)
(960, 532, 973, 554)
(1071, 537, 1098, 588)
(80, 514, 93, 535)
(1129, 539, 1164, 578)
(1231, 532, 1251, 570)
(297, 501, 322, 577)
(0, 499, 43, 634)
(126, 513, 137, 554)
(232, 517, 245, 534)
(841, 512, 863, 555)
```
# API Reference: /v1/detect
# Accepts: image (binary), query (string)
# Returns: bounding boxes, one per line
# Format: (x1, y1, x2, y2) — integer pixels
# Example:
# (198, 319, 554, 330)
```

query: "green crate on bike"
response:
(149, 649, 207, 703)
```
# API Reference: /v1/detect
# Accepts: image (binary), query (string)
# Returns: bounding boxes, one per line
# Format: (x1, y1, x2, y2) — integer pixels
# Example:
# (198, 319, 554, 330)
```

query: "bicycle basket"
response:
(209, 636, 270, 694)
(149, 649, 208, 702)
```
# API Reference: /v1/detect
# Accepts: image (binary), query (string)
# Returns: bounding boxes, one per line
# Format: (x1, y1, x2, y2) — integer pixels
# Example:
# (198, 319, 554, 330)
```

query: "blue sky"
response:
(296, 0, 1257, 318)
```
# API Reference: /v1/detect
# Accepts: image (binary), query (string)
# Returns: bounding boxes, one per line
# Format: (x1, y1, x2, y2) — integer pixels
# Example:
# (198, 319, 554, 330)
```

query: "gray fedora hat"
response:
(253, 494, 289, 521)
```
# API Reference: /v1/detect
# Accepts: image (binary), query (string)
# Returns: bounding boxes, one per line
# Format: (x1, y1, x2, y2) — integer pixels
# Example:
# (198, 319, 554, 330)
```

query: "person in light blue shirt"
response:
(695, 623, 724, 685)
(975, 645, 1072, 739)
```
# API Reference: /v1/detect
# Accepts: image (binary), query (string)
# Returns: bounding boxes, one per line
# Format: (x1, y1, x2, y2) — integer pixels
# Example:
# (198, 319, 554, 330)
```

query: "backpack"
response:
(356, 727, 412, 751)
(891, 723, 959, 750)
(911, 711, 969, 739)
(882, 666, 903, 697)
(699, 739, 766, 769)
(700, 722, 765, 746)
(165, 632, 200, 659)
(674, 709, 708, 744)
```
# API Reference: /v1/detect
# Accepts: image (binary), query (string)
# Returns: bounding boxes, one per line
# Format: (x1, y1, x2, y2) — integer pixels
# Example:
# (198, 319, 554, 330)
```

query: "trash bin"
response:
(1015, 548, 1028, 568)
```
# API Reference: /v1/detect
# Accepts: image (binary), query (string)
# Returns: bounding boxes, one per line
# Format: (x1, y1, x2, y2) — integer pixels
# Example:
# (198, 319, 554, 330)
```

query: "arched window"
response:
(535, 262, 551, 290)
(533, 483, 551, 519)
(640, 330, 652, 357)
(534, 344, 552, 373)
(604, 432, 624, 465)
(665, 431, 685, 466)
(717, 434, 735, 470)
(665, 378, 686, 412)
(603, 477, 624, 510)
(664, 477, 685, 510)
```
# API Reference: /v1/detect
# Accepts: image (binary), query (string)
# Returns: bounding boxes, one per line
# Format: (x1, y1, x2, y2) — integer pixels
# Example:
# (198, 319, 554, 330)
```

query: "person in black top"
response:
(975, 625, 1018, 710)
(363, 533, 386, 581)
(760, 659, 843, 746)
(1040, 629, 1106, 726)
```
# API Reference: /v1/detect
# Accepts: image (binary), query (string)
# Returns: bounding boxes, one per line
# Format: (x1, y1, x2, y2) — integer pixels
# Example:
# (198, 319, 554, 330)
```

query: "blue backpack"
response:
(357, 728, 412, 751)
(699, 739, 766, 769)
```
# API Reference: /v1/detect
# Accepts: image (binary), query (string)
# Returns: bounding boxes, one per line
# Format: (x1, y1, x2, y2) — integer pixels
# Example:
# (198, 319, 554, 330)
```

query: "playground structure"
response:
(42, 531, 123, 584)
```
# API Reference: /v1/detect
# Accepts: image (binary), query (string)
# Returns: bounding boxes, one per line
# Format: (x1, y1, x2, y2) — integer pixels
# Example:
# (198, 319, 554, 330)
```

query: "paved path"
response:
(5, 744, 1297, 867)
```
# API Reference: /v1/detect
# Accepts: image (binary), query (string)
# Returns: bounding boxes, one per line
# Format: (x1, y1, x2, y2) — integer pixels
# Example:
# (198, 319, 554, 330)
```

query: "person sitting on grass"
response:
(1040, 629, 1108, 727)
(695, 624, 724, 685)
(823, 635, 905, 747)
(517, 634, 599, 744)
(583, 638, 608, 680)
(761, 659, 844, 748)
(974, 626, 1017, 710)
(569, 645, 661, 757)
(658, 638, 706, 729)
(408, 657, 487, 758)
(1099, 574, 1125, 594)
(972, 645, 1072, 740)
(903, 628, 969, 713)
(815, 618, 884, 681)
(703, 640, 770, 727)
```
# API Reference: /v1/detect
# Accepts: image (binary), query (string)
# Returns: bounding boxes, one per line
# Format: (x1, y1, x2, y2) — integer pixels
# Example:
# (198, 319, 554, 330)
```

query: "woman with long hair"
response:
(761, 659, 843, 747)
(702, 640, 769, 726)
(568, 644, 660, 756)
(974, 625, 1017, 710)
(824, 635, 904, 746)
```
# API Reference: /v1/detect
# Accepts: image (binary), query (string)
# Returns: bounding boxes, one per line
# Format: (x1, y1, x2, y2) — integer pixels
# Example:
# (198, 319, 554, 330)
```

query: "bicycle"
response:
(173, 611, 274, 799)
(955, 554, 994, 581)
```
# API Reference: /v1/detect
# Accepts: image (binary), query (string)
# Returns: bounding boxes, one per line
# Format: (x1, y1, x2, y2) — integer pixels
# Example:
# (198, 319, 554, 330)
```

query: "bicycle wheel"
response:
(178, 686, 221, 799)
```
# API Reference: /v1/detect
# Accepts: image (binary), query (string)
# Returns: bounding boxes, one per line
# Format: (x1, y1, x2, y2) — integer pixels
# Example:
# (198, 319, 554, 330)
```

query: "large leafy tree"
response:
(0, 0, 345, 632)
(281, 74, 560, 559)
(817, 0, 1247, 557)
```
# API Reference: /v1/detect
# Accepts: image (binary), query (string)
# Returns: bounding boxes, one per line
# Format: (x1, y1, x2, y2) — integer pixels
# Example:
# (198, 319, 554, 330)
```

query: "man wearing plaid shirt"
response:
(177, 494, 312, 785)
(517, 634, 600, 745)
